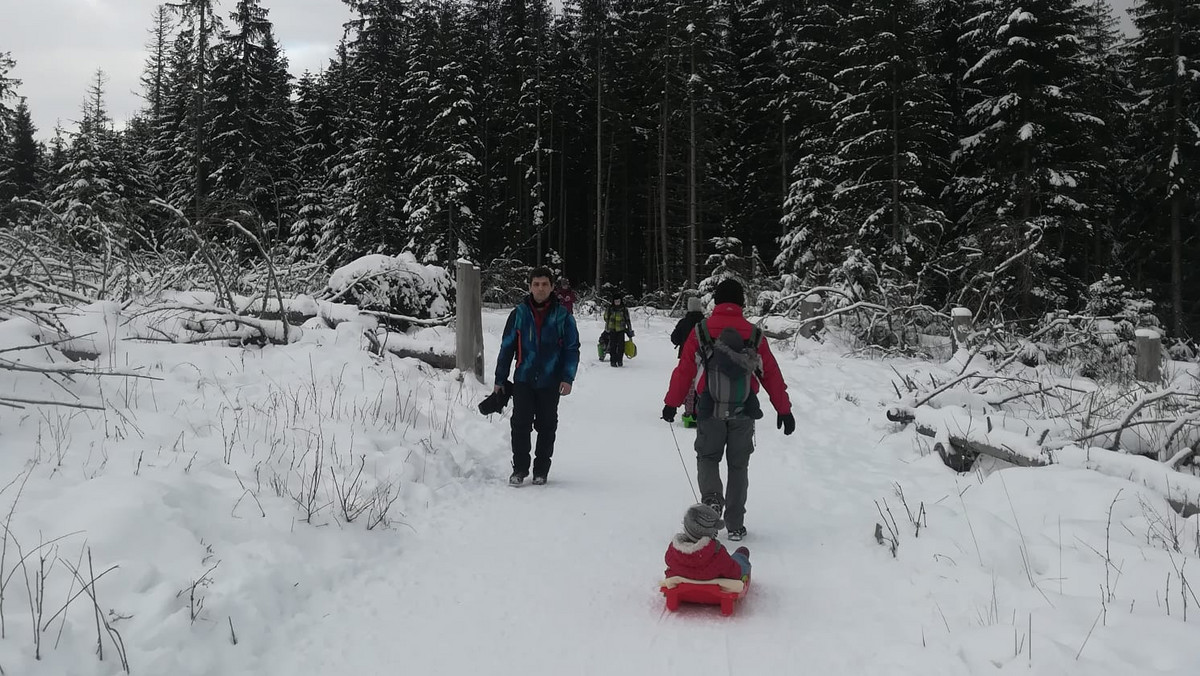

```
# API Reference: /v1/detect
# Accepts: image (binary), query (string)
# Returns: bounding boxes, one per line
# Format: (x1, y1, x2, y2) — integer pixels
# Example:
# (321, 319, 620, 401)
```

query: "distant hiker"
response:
(602, 295, 634, 367)
(670, 296, 706, 357)
(664, 503, 750, 581)
(555, 277, 577, 315)
(495, 267, 581, 486)
(661, 278, 794, 541)
(670, 296, 706, 427)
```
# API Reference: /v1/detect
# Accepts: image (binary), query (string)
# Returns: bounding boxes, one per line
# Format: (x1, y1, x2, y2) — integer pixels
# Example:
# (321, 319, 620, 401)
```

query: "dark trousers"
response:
(511, 382, 561, 477)
(608, 332, 626, 365)
(695, 417, 755, 530)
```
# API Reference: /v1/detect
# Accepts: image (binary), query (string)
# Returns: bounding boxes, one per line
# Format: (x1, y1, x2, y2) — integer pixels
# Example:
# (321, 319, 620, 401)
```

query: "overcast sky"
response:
(0, 0, 354, 139)
(2, 0, 1139, 142)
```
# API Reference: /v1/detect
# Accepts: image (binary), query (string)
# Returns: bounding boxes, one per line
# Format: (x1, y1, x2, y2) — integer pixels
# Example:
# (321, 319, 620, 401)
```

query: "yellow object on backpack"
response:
(624, 340, 637, 358)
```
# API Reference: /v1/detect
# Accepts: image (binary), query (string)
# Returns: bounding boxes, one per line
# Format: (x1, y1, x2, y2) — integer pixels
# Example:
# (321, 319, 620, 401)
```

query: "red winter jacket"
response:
(664, 535, 744, 580)
(555, 288, 577, 314)
(664, 303, 791, 415)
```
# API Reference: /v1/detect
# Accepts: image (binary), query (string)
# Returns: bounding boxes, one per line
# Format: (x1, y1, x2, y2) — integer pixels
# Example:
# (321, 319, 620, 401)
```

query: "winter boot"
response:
(532, 475, 548, 486)
(727, 527, 747, 541)
(509, 472, 527, 486)
(702, 495, 724, 518)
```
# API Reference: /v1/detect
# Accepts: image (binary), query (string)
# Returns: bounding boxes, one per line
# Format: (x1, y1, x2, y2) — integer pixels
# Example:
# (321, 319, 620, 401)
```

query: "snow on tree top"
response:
(952, 307, 972, 317)
(1135, 328, 1161, 340)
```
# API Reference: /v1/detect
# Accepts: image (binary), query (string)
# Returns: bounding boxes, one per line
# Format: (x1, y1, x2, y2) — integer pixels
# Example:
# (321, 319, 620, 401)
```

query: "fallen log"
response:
(890, 409, 1199, 517)
(382, 345, 456, 370)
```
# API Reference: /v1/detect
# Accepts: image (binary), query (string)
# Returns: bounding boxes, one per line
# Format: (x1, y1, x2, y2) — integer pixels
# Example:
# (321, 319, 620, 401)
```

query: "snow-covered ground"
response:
(2, 306, 1199, 675)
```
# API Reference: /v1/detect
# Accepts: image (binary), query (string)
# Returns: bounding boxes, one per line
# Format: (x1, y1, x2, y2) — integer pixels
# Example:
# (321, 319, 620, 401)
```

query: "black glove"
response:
(627, 329, 635, 337)
(662, 405, 677, 423)
(777, 413, 795, 436)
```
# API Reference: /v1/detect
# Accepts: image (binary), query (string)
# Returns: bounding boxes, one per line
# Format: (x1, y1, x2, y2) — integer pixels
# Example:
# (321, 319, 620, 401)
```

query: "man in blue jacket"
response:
(494, 266, 581, 486)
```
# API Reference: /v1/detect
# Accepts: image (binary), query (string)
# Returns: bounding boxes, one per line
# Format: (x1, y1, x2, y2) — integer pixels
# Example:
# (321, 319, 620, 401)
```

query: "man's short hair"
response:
(528, 266, 555, 284)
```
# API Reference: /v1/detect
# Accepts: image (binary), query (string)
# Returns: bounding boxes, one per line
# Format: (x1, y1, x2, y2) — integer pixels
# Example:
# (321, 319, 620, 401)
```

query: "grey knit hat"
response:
(682, 503, 725, 540)
(687, 296, 703, 313)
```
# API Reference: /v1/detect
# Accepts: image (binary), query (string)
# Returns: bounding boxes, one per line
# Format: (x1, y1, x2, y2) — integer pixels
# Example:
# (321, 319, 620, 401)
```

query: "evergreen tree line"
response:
(1, 0, 1199, 335)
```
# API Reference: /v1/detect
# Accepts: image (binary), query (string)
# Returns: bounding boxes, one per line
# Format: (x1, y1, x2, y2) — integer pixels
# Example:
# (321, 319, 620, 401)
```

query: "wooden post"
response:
(456, 260, 485, 382)
(951, 307, 972, 352)
(1135, 329, 1161, 383)
(799, 294, 822, 338)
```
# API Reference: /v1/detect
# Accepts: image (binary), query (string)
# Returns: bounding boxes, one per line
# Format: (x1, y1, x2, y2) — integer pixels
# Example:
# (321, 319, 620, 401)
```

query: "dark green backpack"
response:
(695, 320, 764, 420)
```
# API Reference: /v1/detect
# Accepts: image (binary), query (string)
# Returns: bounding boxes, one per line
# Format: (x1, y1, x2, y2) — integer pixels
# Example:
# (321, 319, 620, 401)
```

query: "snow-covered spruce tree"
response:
(1073, 0, 1131, 280)
(208, 0, 297, 248)
(48, 71, 145, 250)
(924, 0, 992, 227)
(2, 98, 41, 205)
(164, 0, 221, 227)
(776, 0, 846, 285)
(317, 39, 362, 264)
(1125, 0, 1200, 336)
(334, 0, 412, 261)
(289, 71, 336, 261)
(152, 26, 205, 237)
(698, 236, 774, 308)
(0, 52, 19, 210)
(724, 0, 796, 255)
(830, 0, 954, 284)
(491, 0, 555, 262)
(113, 114, 159, 248)
(402, 0, 482, 265)
(952, 0, 1106, 318)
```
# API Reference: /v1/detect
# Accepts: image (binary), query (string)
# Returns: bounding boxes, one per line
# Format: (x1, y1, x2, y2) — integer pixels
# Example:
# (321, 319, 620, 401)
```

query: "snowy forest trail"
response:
(247, 311, 967, 676)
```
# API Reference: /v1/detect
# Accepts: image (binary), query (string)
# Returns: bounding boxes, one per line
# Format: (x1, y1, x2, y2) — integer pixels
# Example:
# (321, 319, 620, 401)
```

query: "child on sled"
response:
(664, 503, 750, 581)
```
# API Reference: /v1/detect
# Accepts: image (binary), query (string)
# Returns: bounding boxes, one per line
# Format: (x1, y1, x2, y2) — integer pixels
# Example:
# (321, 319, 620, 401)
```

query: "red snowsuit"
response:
(664, 303, 791, 415)
(555, 287, 577, 314)
(664, 535, 745, 580)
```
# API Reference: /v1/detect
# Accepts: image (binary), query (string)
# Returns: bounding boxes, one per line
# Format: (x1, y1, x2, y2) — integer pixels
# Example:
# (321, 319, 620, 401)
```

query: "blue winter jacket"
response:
(495, 295, 581, 389)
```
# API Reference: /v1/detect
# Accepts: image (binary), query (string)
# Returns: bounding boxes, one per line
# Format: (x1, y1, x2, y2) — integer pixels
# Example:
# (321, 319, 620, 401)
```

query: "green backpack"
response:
(694, 320, 764, 420)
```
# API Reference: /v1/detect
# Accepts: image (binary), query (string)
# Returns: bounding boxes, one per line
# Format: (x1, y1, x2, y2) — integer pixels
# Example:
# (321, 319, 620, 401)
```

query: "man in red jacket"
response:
(662, 278, 795, 541)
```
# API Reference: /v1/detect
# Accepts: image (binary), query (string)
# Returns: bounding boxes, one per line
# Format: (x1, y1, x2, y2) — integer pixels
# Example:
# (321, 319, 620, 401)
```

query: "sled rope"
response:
(667, 421, 699, 502)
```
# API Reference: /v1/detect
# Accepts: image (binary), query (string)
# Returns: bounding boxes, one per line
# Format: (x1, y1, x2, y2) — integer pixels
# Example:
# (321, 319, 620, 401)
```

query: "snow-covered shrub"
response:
(481, 256, 534, 305)
(822, 248, 939, 351)
(1083, 274, 1161, 340)
(1009, 276, 1163, 383)
(327, 253, 452, 320)
(698, 237, 778, 312)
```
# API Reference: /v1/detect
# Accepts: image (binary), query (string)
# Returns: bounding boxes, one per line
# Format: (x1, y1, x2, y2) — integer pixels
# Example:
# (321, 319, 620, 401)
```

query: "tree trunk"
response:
(535, 45, 544, 265)
(193, 4, 211, 227)
(892, 60, 902, 243)
(890, 7, 901, 246)
(1170, 9, 1184, 336)
(688, 47, 698, 288)
(594, 28, 604, 291)
(660, 57, 670, 291)
(780, 116, 788, 237)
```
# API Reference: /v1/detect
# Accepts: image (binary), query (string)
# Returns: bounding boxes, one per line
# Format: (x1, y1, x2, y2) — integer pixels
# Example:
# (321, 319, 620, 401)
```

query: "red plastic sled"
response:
(660, 576, 750, 616)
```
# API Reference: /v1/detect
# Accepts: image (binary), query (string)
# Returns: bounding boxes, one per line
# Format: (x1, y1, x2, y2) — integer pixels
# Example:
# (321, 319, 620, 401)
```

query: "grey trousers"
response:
(694, 417, 755, 530)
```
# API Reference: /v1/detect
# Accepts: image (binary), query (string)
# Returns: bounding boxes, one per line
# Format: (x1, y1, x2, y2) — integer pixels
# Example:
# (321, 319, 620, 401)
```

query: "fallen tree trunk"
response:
(888, 408, 1199, 517)
(361, 330, 456, 370)
(382, 345, 456, 370)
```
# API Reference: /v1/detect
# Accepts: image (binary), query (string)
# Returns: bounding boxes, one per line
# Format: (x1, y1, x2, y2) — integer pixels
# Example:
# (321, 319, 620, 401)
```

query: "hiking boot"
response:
(531, 475, 547, 486)
(727, 527, 747, 541)
(681, 414, 696, 428)
(702, 496, 724, 518)
(509, 472, 528, 486)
